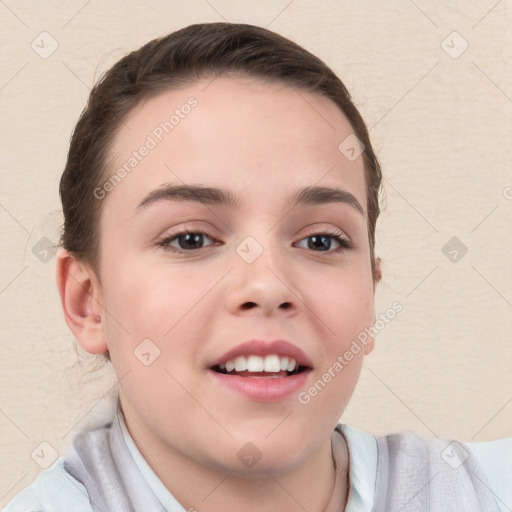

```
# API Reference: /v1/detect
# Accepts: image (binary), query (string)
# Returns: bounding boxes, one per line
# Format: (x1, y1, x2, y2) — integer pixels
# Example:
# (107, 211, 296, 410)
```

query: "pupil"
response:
(179, 233, 203, 249)
(309, 235, 330, 251)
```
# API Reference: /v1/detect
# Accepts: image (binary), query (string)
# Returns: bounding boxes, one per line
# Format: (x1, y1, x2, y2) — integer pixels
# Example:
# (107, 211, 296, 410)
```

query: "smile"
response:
(207, 339, 313, 402)
(211, 354, 306, 377)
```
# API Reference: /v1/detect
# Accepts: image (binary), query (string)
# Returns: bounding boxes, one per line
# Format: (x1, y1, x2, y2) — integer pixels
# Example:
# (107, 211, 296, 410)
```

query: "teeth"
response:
(221, 355, 298, 374)
(247, 355, 264, 372)
(234, 356, 247, 372)
(264, 355, 281, 373)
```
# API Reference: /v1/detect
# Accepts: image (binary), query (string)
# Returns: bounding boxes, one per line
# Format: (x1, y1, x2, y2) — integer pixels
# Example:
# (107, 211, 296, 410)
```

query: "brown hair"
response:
(59, 22, 382, 278)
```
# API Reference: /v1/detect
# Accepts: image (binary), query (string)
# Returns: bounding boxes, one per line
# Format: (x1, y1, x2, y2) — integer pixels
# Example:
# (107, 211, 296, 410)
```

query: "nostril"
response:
(240, 301, 292, 310)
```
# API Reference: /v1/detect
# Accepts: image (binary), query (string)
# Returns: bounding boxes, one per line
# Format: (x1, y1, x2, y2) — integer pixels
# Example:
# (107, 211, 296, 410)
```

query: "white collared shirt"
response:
(4, 414, 511, 511)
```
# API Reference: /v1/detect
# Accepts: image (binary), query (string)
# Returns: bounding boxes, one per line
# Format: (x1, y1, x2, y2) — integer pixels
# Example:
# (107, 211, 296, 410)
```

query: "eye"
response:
(295, 230, 351, 253)
(156, 229, 351, 254)
(157, 230, 218, 253)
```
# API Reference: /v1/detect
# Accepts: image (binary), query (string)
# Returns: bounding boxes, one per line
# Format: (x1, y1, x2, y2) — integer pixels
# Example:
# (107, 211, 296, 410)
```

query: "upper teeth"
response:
(222, 355, 297, 373)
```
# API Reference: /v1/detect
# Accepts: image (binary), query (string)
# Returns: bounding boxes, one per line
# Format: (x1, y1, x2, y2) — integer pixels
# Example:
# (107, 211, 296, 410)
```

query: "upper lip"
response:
(208, 339, 313, 368)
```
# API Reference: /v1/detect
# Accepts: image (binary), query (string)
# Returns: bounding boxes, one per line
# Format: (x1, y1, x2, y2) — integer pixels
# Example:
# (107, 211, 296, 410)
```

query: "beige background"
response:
(1, 0, 511, 505)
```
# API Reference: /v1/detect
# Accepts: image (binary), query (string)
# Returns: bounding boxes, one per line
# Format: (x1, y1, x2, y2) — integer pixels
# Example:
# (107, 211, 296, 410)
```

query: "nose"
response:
(226, 241, 301, 317)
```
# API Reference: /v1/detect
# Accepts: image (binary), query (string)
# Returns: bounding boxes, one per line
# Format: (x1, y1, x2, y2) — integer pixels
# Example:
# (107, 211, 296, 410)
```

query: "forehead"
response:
(104, 76, 367, 215)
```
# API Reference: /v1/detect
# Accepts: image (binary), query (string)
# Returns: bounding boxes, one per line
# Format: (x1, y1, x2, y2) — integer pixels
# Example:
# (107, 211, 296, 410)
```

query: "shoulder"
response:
(378, 430, 512, 511)
(2, 458, 93, 512)
(464, 437, 512, 509)
(338, 424, 512, 512)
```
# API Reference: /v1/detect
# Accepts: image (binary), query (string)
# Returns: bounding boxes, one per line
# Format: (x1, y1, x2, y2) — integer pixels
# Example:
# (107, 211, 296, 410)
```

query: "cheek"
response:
(100, 259, 214, 359)
(297, 331, 365, 431)
(310, 265, 375, 334)
(298, 277, 371, 422)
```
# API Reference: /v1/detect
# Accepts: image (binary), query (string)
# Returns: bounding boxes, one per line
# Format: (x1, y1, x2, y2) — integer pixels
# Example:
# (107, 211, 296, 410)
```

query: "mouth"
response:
(211, 354, 309, 378)
(207, 340, 313, 402)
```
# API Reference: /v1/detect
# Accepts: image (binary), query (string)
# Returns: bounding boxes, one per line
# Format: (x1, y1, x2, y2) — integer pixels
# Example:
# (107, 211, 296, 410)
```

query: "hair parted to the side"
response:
(59, 22, 382, 279)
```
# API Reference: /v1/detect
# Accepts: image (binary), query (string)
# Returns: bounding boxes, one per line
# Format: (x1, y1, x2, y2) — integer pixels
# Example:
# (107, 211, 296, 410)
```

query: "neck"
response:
(123, 412, 349, 512)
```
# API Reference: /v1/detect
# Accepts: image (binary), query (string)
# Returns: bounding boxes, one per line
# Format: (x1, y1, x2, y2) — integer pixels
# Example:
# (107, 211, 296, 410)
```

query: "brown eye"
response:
(295, 232, 351, 253)
(158, 231, 216, 253)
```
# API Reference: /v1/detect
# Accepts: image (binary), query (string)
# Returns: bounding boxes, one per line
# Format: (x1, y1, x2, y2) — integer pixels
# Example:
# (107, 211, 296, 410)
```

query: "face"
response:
(93, 76, 378, 476)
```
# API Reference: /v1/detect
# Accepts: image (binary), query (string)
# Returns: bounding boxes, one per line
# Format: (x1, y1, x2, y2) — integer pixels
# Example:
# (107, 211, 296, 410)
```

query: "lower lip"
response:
(207, 369, 311, 402)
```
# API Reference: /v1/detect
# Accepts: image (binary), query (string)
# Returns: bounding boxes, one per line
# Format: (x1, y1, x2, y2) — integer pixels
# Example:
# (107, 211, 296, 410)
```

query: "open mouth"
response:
(208, 345, 313, 401)
(211, 354, 309, 378)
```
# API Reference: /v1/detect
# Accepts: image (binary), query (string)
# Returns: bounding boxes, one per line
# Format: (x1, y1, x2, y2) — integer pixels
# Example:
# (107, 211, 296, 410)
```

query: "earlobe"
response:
(364, 257, 382, 356)
(56, 248, 108, 354)
(373, 256, 382, 289)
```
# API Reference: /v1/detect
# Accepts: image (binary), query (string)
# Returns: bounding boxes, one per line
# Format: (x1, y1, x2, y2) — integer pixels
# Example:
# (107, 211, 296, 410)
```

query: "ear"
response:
(56, 247, 108, 354)
(373, 256, 382, 290)
(363, 257, 382, 356)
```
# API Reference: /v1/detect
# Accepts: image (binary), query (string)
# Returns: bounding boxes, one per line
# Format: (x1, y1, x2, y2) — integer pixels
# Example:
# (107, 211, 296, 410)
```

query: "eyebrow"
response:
(136, 184, 364, 215)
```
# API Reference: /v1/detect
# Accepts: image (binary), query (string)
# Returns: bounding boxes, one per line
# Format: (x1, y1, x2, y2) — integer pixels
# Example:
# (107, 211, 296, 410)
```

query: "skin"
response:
(57, 76, 381, 512)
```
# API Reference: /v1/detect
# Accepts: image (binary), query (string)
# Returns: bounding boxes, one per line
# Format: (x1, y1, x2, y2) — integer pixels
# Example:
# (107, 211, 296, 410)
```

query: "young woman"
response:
(4, 22, 510, 512)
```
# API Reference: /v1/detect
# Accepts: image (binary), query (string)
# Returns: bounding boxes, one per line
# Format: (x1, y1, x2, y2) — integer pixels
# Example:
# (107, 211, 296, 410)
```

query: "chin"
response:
(201, 426, 320, 478)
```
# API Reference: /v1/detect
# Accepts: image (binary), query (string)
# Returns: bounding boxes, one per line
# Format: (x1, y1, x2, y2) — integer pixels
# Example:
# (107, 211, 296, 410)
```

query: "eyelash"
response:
(156, 229, 352, 254)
